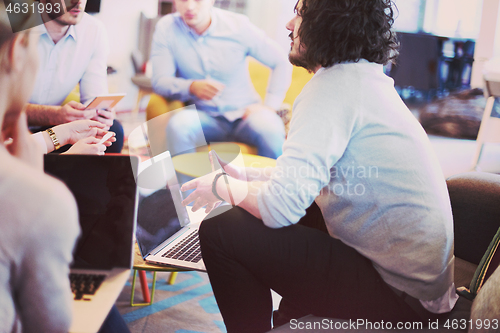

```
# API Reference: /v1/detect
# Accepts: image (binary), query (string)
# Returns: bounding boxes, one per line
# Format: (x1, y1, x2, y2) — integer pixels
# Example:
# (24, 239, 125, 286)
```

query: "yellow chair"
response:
(61, 85, 81, 105)
(247, 57, 313, 108)
(131, 74, 154, 114)
(145, 58, 314, 156)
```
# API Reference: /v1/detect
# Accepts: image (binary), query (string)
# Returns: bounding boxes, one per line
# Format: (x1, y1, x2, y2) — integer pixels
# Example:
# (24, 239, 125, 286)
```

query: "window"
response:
(214, 0, 247, 14)
(423, 0, 483, 38)
(392, 0, 483, 39)
(392, 0, 424, 33)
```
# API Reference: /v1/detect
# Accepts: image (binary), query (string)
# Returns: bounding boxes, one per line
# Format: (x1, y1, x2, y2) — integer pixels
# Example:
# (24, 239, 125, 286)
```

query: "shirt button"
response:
(198, 37, 204, 43)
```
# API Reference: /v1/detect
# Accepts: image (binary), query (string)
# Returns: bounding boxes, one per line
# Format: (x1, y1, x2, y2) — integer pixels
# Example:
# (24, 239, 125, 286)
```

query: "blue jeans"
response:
(165, 110, 285, 159)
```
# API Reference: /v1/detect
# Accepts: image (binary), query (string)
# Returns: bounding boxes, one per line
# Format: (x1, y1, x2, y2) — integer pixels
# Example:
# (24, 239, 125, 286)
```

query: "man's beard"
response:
(288, 32, 309, 70)
(288, 52, 308, 70)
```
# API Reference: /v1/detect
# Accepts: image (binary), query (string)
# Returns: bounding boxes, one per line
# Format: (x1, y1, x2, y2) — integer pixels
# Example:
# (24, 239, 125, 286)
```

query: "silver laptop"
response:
(44, 154, 139, 333)
(135, 151, 231, 272)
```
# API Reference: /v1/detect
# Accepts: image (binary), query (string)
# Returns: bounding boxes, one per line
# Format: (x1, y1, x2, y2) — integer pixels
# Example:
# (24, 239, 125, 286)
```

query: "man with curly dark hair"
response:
(288, 0, 399, 71)
(181, 0, 458, 332)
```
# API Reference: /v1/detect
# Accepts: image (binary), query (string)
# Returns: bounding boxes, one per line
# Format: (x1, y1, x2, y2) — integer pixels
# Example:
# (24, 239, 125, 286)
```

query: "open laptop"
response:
(134, 151, 231, 272)
(44, 154, 139, 333)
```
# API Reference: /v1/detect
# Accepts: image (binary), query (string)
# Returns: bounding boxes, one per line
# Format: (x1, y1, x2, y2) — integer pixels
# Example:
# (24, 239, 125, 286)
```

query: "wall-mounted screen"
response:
(85, 0, 101, 13)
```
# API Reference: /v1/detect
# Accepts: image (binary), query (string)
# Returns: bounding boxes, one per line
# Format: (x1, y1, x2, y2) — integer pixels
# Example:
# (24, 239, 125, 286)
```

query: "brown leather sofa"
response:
(269, 172, 500, 332)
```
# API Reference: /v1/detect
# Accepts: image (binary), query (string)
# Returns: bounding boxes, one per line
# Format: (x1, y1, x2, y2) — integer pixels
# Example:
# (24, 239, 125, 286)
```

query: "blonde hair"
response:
(0, 1, 33, 72)
(0, 2, 15, 71)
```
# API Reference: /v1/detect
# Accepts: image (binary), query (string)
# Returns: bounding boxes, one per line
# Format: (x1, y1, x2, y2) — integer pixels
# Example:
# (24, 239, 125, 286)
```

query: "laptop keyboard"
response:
(70, 273, 106, 300)
(161, 230, 202, 263)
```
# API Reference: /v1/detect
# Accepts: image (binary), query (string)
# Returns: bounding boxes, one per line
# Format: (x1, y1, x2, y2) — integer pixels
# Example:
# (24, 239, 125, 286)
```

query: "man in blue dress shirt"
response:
(151, 0, 292, 159)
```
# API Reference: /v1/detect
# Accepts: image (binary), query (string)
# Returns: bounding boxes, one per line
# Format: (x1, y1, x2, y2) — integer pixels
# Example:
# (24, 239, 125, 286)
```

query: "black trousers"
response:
(98, 305, 130, 333)
(199, 203, 423, 333)
(106, 120, 124, 153)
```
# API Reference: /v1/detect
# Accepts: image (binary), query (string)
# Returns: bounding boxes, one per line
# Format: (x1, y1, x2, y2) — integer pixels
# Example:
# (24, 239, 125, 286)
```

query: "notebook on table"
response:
(135, 151, 231, 272)
(44, 154, 139, 333)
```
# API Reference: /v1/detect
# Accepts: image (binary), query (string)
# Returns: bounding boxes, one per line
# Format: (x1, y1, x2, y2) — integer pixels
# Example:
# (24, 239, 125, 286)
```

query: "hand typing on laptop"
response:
(180, 150, 235, 214)
(135, 151, 208, 272)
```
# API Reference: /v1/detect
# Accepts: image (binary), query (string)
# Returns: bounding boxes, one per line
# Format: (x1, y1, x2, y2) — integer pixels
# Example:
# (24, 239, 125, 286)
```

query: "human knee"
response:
(166, 112, 201, 136)
(198, 219, 214, 245)
(198, 214, 225, 252)
(199, 207, 237, 246)
(237, 114, 285, 156)
(166, 112, 208, 153)
(246, 112, 286, 136)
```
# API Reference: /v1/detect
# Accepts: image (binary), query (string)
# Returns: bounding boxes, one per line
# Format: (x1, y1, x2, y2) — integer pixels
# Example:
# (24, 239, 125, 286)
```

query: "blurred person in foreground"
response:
(0, 4, 79, 330)
(0, 4, 119, 332)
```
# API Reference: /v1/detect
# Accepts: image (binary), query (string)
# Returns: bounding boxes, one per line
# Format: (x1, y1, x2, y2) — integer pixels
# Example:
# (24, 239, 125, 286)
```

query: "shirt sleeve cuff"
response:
(179, 79, 195, 101)
(32, 132, 48, 154)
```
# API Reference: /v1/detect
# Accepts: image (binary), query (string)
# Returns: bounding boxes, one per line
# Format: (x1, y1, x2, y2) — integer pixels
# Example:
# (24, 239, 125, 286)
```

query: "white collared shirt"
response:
(30, 13, 109, 106)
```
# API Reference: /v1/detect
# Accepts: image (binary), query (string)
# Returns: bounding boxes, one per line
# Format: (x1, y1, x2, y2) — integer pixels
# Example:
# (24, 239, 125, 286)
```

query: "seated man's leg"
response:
(232, 111, 285, 159)
(199, 206, 422, 333)
(98, 305, 130, 333)
(106, 120, 124, 153)
(166, 111, 233, 189)
(273, 202, 329, 326)
(165, 110, 231, 157)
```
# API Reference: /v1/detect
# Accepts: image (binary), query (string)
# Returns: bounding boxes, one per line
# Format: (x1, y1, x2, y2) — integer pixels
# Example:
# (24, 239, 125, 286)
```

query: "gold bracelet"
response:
(45, 128, 61, 150)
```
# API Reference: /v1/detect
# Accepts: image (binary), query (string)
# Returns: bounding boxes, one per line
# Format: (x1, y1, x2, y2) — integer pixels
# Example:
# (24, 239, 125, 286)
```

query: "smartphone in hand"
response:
(210, 150, 224, 172)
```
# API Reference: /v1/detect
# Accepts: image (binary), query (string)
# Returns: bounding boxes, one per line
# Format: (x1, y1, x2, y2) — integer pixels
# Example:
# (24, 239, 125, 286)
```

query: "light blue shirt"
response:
(151, 8, 292, 116)
(30, 13, 109, 106)
(257, 61, 455, 304)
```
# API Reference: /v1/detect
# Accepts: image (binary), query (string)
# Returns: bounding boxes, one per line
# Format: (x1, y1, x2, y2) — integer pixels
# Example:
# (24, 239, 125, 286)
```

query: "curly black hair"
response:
(295, 0, 399, 72)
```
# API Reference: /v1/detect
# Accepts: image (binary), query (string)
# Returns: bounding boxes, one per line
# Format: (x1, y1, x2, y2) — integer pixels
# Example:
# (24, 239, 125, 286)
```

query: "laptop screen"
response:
(134, 151, 190, 258)
(136, 188, 184, 258)
(44, 155, 138, 270)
